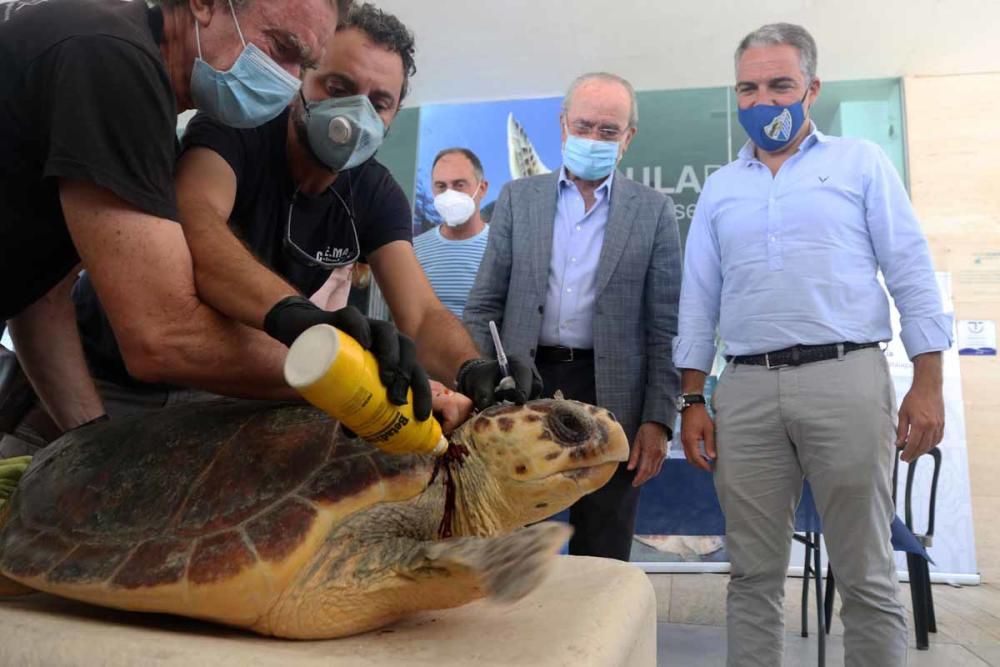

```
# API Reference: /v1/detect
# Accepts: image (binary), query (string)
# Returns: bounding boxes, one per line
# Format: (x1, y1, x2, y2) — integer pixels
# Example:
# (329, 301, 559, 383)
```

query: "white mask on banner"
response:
(433, 187, 478, 227)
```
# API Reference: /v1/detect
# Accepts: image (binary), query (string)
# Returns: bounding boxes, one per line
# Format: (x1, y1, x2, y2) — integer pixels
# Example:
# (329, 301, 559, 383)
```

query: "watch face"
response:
(675, 396, 686, 412)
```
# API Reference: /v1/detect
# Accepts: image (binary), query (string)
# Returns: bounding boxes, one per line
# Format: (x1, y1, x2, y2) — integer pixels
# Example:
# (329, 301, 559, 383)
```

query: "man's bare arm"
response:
(175, 147, 301, 328)
(60, 179, 295, 399)
(8, 266, 105, 429)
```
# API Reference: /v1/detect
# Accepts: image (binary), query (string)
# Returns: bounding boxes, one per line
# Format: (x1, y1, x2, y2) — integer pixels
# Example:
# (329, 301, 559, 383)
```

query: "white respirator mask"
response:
(433, 187, 478, 227)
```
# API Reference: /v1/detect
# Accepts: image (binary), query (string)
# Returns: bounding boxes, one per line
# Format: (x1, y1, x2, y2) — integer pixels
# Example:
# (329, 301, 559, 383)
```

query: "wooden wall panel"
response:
(905, 73, 1000, 580)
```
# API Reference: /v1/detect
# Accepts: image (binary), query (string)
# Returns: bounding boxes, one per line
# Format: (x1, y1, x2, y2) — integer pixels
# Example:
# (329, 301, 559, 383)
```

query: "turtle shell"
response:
(0, 400, 434, 590)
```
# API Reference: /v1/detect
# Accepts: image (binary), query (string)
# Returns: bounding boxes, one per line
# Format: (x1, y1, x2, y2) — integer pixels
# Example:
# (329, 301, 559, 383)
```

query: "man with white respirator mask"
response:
(414, 148, 491, 319)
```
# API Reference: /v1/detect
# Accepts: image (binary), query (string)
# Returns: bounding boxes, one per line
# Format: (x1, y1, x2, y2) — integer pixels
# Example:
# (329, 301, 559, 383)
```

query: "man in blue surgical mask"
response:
(0, 0, 346, 438)
(464, 72, 683, 561)
(676, 23, 950, 667)
(65, 3, 537, 429)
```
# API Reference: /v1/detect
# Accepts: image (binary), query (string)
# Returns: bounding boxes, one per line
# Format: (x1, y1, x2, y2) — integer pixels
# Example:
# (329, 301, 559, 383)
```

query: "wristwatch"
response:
(675, 393, 706, 412)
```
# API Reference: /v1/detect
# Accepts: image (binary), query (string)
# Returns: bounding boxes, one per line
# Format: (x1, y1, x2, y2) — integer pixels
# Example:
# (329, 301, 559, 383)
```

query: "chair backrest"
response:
(892, 448, 943, 543)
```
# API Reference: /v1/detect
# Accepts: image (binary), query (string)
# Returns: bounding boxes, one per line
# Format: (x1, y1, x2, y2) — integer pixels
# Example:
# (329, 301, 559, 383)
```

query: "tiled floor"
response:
(650, 574, 1000, 666)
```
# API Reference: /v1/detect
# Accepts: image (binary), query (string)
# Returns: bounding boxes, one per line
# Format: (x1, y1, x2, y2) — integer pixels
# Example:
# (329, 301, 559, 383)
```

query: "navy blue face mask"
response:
(737, 89, 810, 152)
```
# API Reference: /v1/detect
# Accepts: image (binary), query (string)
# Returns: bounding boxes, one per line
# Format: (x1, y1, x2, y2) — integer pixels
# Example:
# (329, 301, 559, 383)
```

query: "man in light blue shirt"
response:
(675, 24, 951, 667)
(414, 148, 491, 318)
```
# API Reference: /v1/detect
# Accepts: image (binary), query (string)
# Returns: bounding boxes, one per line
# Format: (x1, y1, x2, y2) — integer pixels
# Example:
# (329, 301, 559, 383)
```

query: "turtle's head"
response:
(451, 398, 629, 530)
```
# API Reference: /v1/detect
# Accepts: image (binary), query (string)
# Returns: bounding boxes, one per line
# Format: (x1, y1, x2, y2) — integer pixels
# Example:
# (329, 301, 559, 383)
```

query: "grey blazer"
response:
(464, 171, 682, 441)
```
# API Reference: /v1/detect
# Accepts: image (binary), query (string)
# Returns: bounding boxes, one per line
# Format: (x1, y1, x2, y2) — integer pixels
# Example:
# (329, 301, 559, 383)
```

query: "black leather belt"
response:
(535, 346, 594, 363)
(727, 342, 880, 368)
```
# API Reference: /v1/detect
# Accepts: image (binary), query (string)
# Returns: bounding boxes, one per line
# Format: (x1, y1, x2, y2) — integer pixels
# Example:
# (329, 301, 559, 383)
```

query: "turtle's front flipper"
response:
(423, 521, 572, 603)
(265, 521, 572, 639)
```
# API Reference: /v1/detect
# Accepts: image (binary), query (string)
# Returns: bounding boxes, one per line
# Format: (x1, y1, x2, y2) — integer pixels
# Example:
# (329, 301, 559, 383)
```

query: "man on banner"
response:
(465, 72, 683, 561)
(675, 23, 952, 667)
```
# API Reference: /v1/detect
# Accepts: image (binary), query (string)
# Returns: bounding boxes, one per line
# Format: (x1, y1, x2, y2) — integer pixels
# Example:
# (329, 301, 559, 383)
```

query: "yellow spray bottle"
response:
(284, 324, 447, 456)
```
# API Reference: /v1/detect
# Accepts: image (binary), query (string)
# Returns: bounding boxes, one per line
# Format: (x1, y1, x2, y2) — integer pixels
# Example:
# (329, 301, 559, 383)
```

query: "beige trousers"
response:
(713, 348, 907, 667)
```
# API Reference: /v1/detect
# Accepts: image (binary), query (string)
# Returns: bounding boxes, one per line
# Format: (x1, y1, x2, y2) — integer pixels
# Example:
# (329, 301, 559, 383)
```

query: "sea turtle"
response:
(0, 397, 627, 639)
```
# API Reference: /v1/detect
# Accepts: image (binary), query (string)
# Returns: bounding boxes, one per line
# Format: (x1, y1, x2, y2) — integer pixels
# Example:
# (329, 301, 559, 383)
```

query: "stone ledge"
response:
(0, 555, 656, 666)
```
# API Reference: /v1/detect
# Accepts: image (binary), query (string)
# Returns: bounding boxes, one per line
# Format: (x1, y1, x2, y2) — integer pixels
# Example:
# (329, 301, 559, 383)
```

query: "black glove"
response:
(456, 355, 543, 410)
(264, 296, 432, 421)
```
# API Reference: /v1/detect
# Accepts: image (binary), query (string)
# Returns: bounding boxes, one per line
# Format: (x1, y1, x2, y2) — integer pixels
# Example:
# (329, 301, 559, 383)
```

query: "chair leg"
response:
(813, 534, 825, 667)
(824, 566, 836, 634)
(925, 566, 937, 633)
(801, 539, 811, 638)
(907, 553, 930, 650)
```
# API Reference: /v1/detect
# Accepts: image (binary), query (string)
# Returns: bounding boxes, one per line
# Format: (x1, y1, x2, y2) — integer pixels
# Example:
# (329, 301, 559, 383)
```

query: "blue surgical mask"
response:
(562, 132, 620, 181)
(190, 0, 301, 129)
(737, 92, 808, 153)
(302, 93, 386, 172)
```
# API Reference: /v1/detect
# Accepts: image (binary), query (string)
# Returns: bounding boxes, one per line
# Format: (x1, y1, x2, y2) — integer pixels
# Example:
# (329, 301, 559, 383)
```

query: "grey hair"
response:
(561, 72, 639, 129)
(152, 0, 352, 14)
(735, 23, 817, 84)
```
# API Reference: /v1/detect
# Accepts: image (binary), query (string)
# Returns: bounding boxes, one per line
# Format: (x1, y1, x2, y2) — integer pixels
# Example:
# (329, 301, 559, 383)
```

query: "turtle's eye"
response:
(547, 408, 590, 445)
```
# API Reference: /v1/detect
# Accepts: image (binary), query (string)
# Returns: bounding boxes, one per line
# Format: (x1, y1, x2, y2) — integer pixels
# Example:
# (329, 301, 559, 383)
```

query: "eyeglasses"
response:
(283, 185, 361, 268)
(566, 119, 628, 141)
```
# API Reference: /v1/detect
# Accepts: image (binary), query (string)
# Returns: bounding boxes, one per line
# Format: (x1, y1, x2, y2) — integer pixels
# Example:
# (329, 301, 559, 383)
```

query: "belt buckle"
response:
(563, 347, 574, 362)
(764, 352, 787, 370)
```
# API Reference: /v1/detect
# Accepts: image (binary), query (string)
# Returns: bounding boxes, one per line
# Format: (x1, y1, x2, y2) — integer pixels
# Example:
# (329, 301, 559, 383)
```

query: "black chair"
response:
(802, 447, 942, 660)
(793, 485, 828, 666)
(893, 447, 942, 650)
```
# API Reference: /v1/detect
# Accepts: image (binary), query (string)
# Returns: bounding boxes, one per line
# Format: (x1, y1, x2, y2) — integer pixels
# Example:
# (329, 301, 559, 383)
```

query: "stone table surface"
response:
(0, 555, 656, 666)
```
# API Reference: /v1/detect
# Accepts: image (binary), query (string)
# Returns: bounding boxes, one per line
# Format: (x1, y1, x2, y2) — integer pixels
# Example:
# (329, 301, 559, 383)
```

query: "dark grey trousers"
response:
(537, 357, 640, 561)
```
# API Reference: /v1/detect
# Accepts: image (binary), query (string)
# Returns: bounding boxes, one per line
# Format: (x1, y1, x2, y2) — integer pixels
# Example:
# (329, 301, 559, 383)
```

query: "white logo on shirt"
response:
(315, 247, 353, 262)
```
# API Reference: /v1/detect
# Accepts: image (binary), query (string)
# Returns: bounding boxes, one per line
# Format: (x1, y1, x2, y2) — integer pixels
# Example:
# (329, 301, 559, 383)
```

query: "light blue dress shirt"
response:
(539, 168, 614, 348)
(674, 127, 953, 374)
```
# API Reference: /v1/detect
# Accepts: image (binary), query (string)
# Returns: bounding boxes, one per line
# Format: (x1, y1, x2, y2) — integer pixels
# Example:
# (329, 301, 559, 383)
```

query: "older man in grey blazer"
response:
(464, 72, 682, 560)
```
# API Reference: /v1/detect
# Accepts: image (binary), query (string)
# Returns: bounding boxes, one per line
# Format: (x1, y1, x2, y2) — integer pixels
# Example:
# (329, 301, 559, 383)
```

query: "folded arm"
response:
(174, 147, 301, 329)
(61, 179, 294, 399)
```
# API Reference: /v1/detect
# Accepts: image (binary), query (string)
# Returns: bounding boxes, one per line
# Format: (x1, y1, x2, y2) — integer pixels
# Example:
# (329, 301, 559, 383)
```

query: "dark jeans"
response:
(536, 357, 640, 561)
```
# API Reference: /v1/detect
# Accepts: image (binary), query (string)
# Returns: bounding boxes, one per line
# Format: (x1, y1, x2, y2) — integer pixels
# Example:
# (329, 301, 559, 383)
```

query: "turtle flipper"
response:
(262, 521, 572, 638)
(423, 521, 572, 603)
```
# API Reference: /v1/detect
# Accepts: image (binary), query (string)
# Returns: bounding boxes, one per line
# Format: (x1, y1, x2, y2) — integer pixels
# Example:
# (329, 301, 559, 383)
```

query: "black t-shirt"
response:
(181, 108, 412, 295)
(0, 0, 178, 320)
(73, 108, 412, 387)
